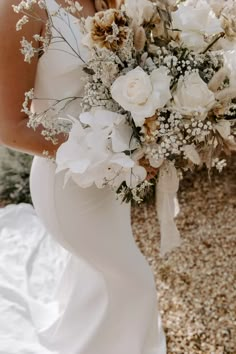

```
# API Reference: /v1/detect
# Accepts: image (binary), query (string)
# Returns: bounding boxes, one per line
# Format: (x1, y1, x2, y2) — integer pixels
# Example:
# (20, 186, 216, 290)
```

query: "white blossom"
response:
(125, 0, 154, 26)
(20, 37, 36, 63)
(56, 110, 143, 189)
(111, 66, 172, 127)
(172, 0, 223, 51)
(16, 15, 29, 31)
(173, 72, 216, 115)
(12, 0, 38, 13)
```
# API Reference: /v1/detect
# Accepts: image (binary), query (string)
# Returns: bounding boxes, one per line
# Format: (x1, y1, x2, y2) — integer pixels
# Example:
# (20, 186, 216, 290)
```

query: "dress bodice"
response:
(32, 0, 89, 119)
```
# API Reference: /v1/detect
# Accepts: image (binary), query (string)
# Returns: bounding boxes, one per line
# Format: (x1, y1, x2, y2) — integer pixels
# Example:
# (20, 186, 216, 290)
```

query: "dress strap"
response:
(44, 0, 60, 12)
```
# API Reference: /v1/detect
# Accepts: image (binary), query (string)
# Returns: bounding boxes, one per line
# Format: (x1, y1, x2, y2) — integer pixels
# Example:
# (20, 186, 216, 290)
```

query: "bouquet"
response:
(14, 0, 236, 254)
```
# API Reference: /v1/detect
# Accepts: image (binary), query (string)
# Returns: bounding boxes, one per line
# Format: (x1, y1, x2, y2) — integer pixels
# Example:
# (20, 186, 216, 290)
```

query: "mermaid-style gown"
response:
(29, 1, 166, 353)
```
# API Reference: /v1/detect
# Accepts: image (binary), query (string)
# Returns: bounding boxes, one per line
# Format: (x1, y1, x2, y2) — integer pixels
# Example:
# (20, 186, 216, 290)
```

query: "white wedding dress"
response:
(29, 1, 166, 353)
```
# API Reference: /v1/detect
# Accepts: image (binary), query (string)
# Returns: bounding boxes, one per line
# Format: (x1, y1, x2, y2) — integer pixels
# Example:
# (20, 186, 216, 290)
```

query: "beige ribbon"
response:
(156, 162, 182, 256)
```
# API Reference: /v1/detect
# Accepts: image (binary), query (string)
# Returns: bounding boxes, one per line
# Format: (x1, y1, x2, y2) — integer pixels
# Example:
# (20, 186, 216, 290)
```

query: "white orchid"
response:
(56, 118, 112, 188)
(56, 110, 145, 189)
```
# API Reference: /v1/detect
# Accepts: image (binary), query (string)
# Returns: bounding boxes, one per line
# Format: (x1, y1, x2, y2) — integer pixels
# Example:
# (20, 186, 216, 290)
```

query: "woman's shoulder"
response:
(0, 1, 47, 39)
(0, 1, 46, 145)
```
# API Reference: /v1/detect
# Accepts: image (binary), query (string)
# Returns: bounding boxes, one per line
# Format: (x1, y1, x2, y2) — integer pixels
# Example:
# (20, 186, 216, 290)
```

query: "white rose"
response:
(172, 0, 223, 51)
(125, 0, 154, 26)
(111, 66, 172, 126)
(173, 72, 215, 114)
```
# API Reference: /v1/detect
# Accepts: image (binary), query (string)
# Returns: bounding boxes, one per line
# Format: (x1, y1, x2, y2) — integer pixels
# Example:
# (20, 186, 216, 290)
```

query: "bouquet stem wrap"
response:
(156, 162, 182, 256)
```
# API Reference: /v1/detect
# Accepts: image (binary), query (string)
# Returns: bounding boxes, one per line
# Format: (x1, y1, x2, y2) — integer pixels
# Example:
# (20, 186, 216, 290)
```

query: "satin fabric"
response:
(30, 1, 167, 352)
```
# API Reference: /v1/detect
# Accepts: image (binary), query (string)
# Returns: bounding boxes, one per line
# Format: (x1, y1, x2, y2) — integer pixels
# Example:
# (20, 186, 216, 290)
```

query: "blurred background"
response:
(0, 147, 32, 206)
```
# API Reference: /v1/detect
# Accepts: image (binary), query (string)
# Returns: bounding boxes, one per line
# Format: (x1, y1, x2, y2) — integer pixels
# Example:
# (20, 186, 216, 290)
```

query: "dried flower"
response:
(85, 9, 129, 51)
(133, 25, 146, 52)
(208, 67, 228, 92)
(16, 15, 29, 31)
(20, 37, 36, 63)
(210, 0, 236, 40)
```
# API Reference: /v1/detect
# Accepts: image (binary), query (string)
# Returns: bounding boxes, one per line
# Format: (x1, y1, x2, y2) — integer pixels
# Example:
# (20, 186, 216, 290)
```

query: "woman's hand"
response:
(0, 1, 67, 158)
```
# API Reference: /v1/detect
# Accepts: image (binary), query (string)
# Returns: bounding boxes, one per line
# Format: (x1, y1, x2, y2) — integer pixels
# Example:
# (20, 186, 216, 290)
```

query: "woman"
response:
(0, 0, 166, 353)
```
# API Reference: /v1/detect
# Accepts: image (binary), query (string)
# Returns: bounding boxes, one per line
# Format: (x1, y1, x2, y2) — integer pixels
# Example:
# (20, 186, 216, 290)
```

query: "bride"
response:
(0, 0, 166, 353)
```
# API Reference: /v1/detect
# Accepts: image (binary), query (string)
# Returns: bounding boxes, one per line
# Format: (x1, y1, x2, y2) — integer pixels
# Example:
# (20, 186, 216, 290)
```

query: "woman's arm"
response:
(0, 1, 67, 158)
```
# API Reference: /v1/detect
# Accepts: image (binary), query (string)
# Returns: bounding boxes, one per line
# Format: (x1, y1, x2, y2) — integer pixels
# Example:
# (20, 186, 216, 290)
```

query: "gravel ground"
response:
(131, 155, 236, 354)
(0, 151, 234, 353)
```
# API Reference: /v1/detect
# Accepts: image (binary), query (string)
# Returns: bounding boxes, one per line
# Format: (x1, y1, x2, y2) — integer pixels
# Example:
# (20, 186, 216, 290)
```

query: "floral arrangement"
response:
(13, 0, 236, 252)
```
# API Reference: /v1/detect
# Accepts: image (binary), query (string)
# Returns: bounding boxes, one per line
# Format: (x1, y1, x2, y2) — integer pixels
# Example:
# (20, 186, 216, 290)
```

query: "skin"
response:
(0, 0, 96, 158)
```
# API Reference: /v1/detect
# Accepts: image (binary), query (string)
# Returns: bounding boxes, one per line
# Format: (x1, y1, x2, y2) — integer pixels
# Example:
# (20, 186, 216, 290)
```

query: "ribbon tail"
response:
(156, 163, 182, 257)
(174, 195, 180, 218)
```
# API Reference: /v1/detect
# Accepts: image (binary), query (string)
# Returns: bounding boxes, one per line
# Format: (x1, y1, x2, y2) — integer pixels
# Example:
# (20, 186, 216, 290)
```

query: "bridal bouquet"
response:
(14, 0, 236, 253)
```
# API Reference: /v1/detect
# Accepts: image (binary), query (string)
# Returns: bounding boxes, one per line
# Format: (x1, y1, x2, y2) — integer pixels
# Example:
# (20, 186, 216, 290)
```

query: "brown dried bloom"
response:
(145, 114, 159, 131)
(143, 114, 160, 143)
(89, 9, 129, 51)
(212, 102, 231, 117)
